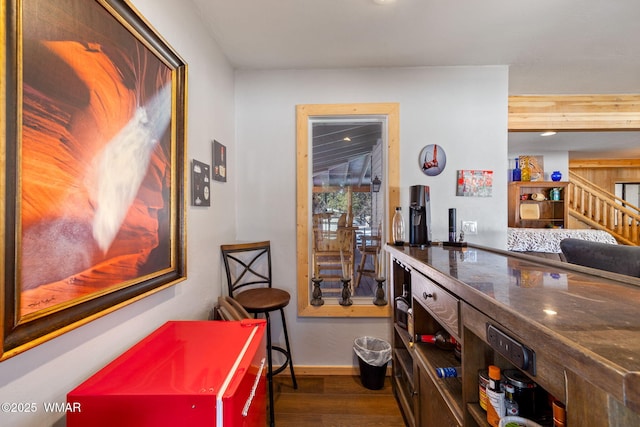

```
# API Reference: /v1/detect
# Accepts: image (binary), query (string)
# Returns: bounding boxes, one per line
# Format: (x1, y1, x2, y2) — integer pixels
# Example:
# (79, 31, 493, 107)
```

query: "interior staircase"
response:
(567, 171, 640, 246)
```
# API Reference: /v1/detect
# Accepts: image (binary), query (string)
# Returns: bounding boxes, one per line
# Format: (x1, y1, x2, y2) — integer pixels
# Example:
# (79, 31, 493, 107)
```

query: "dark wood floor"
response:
(272, 375, 406, 427)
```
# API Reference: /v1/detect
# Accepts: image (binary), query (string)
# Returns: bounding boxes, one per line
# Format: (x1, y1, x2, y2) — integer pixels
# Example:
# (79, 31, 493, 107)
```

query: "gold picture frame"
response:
(1, 0, 188, 360)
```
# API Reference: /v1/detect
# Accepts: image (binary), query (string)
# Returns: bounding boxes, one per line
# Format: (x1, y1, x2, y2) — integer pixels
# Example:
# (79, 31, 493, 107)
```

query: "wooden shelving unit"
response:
(508, 181, 568, 228)
(390, 257, 463, 427)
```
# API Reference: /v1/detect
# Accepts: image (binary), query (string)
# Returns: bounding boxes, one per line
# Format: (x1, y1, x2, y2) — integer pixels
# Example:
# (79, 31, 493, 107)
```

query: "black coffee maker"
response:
(409, 185, 431, 246)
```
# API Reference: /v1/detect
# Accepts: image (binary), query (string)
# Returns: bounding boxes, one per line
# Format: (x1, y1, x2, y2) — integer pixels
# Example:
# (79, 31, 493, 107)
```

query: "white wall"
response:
(0, 1, 235, 426)
(235, 66, 509, 367)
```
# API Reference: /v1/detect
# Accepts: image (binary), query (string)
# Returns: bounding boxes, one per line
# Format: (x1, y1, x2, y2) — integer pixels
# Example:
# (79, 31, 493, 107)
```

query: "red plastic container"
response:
(67, 320, 266, 427)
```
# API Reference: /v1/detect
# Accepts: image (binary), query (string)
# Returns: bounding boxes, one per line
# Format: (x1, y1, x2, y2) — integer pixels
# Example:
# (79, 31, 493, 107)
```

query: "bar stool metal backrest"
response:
(221, 241, 274, 294)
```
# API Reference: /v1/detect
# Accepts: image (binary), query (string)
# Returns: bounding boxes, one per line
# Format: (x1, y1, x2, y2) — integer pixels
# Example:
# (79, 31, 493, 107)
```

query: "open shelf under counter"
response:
(392, 313, 416, 425)
(467, 403, 489, 427)
(413, 341, 464, 425)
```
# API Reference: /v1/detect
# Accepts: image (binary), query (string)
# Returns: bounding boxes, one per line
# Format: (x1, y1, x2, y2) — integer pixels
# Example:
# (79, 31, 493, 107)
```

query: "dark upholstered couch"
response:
(560, 238, 640, 278)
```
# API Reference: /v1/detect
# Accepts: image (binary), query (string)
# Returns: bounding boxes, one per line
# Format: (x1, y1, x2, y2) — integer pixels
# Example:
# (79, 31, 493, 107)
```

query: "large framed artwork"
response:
(1, 0, 188, 360)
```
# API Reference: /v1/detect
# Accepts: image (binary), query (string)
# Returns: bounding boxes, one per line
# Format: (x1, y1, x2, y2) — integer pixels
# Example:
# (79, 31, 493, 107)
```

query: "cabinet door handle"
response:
(422, 292, 433, 300)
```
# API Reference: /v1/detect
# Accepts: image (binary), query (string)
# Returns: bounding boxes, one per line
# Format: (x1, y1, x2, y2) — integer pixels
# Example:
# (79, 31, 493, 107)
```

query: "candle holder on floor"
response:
(373, 277, 387, 306)
(310, 276, 324, 306)
(339, 278, 352, 306)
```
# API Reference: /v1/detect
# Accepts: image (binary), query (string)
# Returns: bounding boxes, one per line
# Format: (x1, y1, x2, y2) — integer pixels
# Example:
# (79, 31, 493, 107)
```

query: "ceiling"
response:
(191, 0, 640, 160)
(312, 122, 382, 188)
(509, 131, 640, 159)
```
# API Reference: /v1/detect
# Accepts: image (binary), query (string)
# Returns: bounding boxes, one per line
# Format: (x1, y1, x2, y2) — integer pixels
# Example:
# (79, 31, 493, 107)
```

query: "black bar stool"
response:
(221, 241, 297, 426)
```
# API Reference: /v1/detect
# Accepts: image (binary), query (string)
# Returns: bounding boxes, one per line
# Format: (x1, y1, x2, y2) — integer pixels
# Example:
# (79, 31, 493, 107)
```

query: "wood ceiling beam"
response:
(568, 159, 640, 168)
(508, 94, 640, 131)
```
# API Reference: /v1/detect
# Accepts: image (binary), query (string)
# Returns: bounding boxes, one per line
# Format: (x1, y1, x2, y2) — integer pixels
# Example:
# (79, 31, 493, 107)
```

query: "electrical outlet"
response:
(461, 220, 477, 235)
(486, 324, 536, 375)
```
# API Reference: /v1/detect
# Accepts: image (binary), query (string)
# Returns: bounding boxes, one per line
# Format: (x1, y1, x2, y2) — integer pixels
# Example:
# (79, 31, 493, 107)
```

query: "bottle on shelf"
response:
(512, 157, 521, 182)
(392, 207, 405, 246)
(478, 369, 489, 412)
(550, 187, 562, 201)
(486, 365, 505, 427)
(407, 308, 414, 343)
(454, 342, 462, 361)
(552, 400, 566, 427)
(394, 284, 410, 329)
(414, 329, 457, 350)
(504, 383, 519, 416)
(521, 158, 531, 182)
(435, 366, 461, 378)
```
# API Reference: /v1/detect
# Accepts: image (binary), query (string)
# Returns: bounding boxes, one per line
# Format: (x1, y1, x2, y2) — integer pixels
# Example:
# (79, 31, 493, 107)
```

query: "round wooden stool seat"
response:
(235, 288, 291, 312)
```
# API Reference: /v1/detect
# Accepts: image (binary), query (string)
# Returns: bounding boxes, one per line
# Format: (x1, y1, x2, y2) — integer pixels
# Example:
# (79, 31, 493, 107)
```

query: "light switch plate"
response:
(461, 220, 477, 235)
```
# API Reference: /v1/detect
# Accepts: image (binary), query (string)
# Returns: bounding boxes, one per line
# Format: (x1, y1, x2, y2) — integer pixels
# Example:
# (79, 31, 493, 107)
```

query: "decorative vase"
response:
(512, 158, 521, 182)
(551, 170, 562, 182)
(521, 159, 531, 181)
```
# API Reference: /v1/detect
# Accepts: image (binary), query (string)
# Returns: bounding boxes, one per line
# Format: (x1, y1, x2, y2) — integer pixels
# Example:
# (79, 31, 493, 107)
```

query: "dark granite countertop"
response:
(386, 242, 640, 411)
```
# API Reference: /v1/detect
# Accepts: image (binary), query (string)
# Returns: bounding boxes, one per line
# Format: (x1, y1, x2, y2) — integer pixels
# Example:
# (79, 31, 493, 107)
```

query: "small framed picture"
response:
(191, 159, 211, 206)
(456, 169, 494, 197)
(213, 140, 227, 182)
(419, 144, 447, 176)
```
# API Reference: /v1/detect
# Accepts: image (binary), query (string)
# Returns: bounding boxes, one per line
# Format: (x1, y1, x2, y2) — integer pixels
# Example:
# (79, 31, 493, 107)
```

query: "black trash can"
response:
(353, 336, 392, 390)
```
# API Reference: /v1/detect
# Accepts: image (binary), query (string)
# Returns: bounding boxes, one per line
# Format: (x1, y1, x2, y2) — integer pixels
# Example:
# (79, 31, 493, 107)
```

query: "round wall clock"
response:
(419, 144, 446, 176)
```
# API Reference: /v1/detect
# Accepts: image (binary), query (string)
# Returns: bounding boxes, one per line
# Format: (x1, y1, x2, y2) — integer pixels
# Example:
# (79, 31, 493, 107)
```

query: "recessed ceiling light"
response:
(343, 137, 351, 142)
(540, 131, 557, 137)
(373, 0, 397, 5)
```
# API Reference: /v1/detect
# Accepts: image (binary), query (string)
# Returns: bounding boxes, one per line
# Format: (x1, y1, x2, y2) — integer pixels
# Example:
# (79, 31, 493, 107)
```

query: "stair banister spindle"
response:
(624, 213, 630, 239)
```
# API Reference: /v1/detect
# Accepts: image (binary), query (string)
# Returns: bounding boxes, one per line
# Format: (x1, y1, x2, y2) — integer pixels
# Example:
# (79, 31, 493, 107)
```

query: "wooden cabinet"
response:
(508, 181, 568, 228)
(388, 243, 640, 427)
(391, 257, 462, 427)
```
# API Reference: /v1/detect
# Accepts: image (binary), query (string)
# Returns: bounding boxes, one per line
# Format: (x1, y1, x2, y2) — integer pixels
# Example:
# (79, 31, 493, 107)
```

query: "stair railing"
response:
(567, 171, 640, 246)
